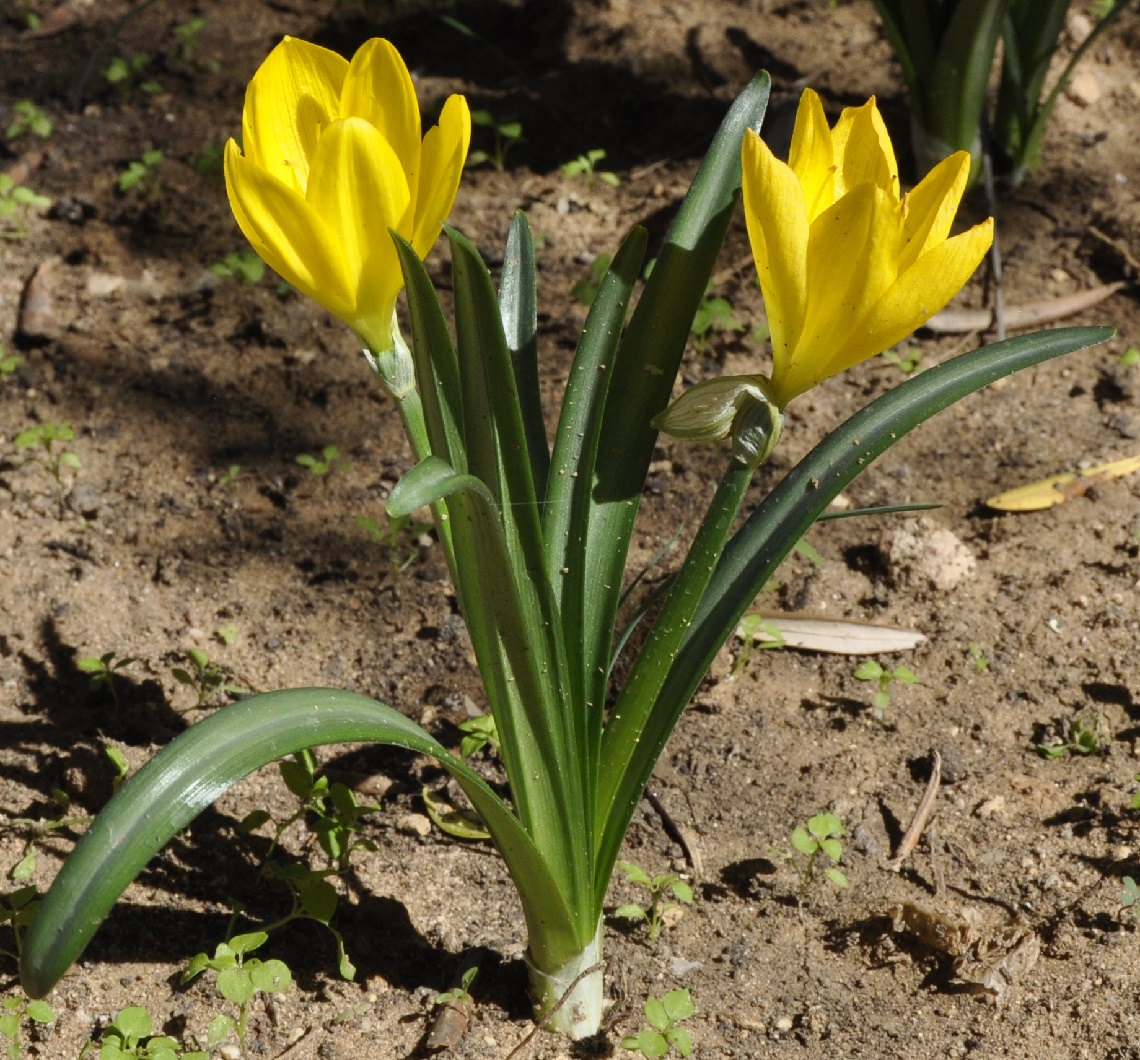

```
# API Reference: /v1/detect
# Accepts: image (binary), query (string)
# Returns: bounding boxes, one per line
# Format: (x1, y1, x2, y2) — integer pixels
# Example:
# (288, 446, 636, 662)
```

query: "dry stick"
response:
(886, 749, 941, 872)
(501, 962, 606, 1060)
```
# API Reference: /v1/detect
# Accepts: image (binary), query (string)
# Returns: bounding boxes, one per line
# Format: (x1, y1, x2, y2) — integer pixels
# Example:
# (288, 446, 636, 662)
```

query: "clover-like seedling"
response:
(12, 422, 79, 485)
(881, 346, 925, 374)
(773, 812, 848, 897)
(690, 285, 745, 352)
(209, 251, 265, 285)
(78, 652, 135, 710)
(732, 614, 785, 677)
(613, 861, 694, 949)
(853, 659, 916, 720)
(172, 648, 247, 709)
(295, 444, 351, 479)
(182, 932, 291, 1053)
(967, 642, 988, 673)
(83, 1005, 206, 1060)
(468, 110, 523, 171)
(621, 988, 695, 1058)
(118, 150, 165, 195)
(0, 994, 54, 1059)
(6, 101, 52, 141)
(561, 148, 619, 187)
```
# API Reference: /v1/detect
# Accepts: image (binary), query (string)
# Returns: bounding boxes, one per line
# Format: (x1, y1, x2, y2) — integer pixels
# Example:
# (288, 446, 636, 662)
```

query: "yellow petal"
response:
(897, 151, 969, 273)
(305, 117, 411, 346)
(831, 98, 898, 201)
(224, 138, 353, 317)
(741, 129, 809, 385)
(410, 94, 471, 258)
(828, 218, 994, 373)
(779, 183, 896, 402)
(339, 39, 422, 191)
(787, 89, 836, 222)
(242, 37, 347, 194)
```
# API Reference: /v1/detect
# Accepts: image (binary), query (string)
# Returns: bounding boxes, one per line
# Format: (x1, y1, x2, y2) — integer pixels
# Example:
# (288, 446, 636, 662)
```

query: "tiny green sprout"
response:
(13, 421, 80, 485)
(967, 642, 988, 673)
(172, 16, 216, 70)
(188, 142, 224, 179)
(3, 789, 91, 883)
(82, 1005, 206, 1060)
(6, 101, 52, 140)
(0, 349, 24, 379)
(732, 614, 785, 678)
(104, 54, 163, 96)
(356, 511, 430, 583)
(853, 659, 916, 720)
(295, 444, 351, 479)
(621, 988, 695, 1059)
(571, 251, 613, 307)
(171, 648, 247, 710)
(0, 887, 41, 962)
(561, 148, 619, 187)
(0, 175, 51, 239)
(118, 150, 165, 195)
(181, 932, 291, 1053)
(613, 861, 694, 949)
(77, 652, 135, 710)
(104, 745, 130, 793)
(881, 345, 925, 375)
(214, 624, 238, 646)
(773, 812, 848, 896)
(457, 713, 501, 759)
(1122, 876, 1140, 919)
(0, 994, 55, 1060)
(434, 966, 477, 1010)
(209, 250, 266, 285)
(1117, 347, 1140, 367)
(690, 285, 745, 351)
(1035, 710, 1109, 760)
(467, 110, 523, 171)
(1130, 773, 1140, 812)
(215, 464, 241, 489)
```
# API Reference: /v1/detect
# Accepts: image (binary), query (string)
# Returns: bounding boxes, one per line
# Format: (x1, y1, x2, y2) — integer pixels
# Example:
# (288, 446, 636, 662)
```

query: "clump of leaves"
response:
(12, 421, 79, 485)
(295, 444, 351, 478)
(0, 175, 50, 240)
(561, 148, 619, 187)
(772, 812, 848, 897)
(82, 1005, 205, 1060)
(853, 659, 916, 720)
(172, 648, 247, 710)
(467, 110, 523, 171)
(1035, 710, 1109, 760)
(78, 652, 135, 710)
(0, 994, 54, 1059)
(181, 932, 290, 1054)
(621, 989, 695, 1058)
(732, 614, 785, 677)
(613, 861, 693, 949)
(209, 250, 265, 285)
(6, 101, 52, 140)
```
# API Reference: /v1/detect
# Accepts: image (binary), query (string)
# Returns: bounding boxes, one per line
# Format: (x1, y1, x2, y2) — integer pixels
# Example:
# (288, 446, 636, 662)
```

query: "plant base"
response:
(525, 925, 604, 1040)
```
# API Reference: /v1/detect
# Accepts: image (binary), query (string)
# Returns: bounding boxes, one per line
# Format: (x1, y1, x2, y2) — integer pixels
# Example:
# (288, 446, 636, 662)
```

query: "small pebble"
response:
(219, 1046, 242, 1060)
(1111, 845, 1133, 861)
(1067, 70, 1102, 107)
(396, 813, 432, 837)
(975, 795, 1006, 819)
(774, 1016, 794, 1033)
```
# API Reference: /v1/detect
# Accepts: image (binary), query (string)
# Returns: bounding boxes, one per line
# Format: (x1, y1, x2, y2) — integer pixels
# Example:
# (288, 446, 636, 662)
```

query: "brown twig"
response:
(886, 750, 941, 872)
(501, 962, 605, 1060)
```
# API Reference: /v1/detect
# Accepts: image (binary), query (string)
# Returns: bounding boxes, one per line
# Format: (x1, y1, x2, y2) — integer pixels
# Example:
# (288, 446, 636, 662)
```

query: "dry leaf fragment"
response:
(740, 613, 926, 655)
(986, 454, 1140, 511)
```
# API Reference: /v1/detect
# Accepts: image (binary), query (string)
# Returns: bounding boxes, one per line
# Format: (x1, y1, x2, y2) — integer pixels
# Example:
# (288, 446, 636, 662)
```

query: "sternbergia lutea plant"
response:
(21, 37, 1111, 1039)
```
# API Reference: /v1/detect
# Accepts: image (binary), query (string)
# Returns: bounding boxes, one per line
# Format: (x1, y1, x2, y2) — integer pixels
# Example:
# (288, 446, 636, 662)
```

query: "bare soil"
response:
(3, 1, 1140, 1057)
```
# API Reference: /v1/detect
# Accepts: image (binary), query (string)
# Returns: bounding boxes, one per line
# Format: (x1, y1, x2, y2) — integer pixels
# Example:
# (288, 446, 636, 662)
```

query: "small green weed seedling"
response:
(1118, 347, 1140, 367)
(1035, 710, 1109, 760)
(171, 16, 218, 71)
(295, 444, 351, 479)
(104, 54, 163, 96)
(3, 791, 91, 883)
(561, 148, 619, 187)
(0, 349, 24, 380)
(457, 713, 501, 759)
(209, 251, 265, 285)
(571, 251, 613, 307)
(853, 659, 916, 720)
(214, 624, 238, 646)
(82, 1005, 205, 1060)
(172, 648, 246, 710)
(967, 642, 988, 673)
(214, 464, 241, 490)
(78, 652, 135, 710)
(690, 286, 745, 351)
(118, 150, 164, 195)
(1122, 876, 1140, 920)
(104, 745, 131, 793)
(356, 511, 431, 583)
(6, 101, 52, 140)
(12, 422, 79, 485)
(434, 966, 477, 1012)
(468, 110, 523, 171)
(1130, 773, 1140, 811)
(731, 614, 785, 677)
(881, 345, 925, 374)
(188, 142, 224, 179)
(424, 966, 478, 1050)
(621, 988, 695, 1059)
(181, 932, 290, 1054)
(772, 812, 848, 897)
(613, 861, 693, 948)
(0, 887, 41, 962)
(0, 175, 50, 240)
(0, 994, 54, 1059)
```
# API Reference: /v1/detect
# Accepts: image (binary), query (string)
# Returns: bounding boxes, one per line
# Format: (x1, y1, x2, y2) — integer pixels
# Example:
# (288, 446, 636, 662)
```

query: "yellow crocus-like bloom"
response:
(743, 88, 993, 409)
(224, 37, 470, 353)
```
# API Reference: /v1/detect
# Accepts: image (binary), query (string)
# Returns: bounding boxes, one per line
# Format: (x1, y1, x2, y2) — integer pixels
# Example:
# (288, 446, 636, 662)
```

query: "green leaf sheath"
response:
(580, 72, 771, 728)
(598, 326, 1111, 891)
(21, 690, 579, 999)
(499, 212, 549, 497)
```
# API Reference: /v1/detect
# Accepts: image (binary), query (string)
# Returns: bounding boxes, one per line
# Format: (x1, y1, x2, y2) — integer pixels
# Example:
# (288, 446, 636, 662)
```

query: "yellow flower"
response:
(224, 37, 470, 352)
(743, 88, 993, 409)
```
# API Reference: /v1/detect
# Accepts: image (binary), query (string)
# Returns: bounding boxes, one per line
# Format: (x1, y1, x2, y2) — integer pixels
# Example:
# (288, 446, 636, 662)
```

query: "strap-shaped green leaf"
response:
(579, 73, 771, 724)
(21, 689, 579, 1000)
(595, 324, 1112, 893)
(500, 212, 548, 498)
